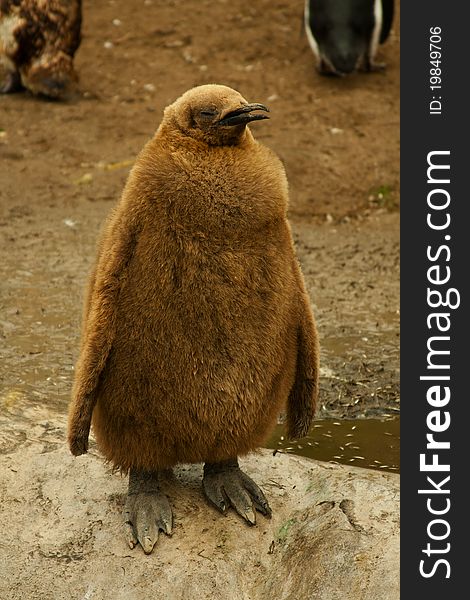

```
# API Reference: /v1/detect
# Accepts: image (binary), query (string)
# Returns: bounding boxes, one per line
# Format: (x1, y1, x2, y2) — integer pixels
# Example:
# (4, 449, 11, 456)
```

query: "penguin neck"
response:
(144, 128, 286, 244)
(157, 121, 255, 150)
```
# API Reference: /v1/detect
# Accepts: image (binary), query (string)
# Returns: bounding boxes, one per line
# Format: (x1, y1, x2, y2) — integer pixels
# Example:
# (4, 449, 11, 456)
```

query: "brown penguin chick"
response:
(0, 0, 81, 97)
(68, 84, 319, 554)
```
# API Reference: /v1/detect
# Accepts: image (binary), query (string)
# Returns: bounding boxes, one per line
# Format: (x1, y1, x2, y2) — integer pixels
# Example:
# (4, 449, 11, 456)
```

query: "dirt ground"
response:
(0, 0, 400, 433)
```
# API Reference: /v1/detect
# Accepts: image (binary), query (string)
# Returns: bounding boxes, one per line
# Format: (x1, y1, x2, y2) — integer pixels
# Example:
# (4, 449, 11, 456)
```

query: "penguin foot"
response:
(369, 62, 387, 72)
(361, 58, 387, 73)
(318, 59, 340, 77)
(0, 71, 23, 94)
(202, 458, 272, 525)
(123, 468, 173, 554)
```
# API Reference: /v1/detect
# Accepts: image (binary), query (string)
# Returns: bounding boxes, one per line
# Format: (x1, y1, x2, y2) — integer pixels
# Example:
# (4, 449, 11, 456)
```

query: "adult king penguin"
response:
(304, 0, 394, 76)
(68, 84, 319, 554)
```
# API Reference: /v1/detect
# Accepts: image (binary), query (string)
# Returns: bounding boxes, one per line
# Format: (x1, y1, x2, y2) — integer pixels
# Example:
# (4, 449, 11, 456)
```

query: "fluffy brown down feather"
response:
(68, 84, 319, 473)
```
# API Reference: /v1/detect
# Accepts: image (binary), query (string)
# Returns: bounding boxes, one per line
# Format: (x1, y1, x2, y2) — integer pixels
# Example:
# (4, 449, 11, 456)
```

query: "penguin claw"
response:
(123, 521, 138, 549)
(202, 459, 272, 525)
(239, 471, 273, 518)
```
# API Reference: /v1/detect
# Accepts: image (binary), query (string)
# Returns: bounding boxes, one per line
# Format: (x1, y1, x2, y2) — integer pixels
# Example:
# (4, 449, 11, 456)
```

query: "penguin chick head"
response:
(23, 51, 78, 98)
(162, 84, 269, 146)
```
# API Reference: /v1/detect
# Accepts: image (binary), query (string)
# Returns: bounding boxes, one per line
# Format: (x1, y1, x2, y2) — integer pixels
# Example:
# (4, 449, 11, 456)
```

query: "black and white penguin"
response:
(0, 0, 82, 98)
(304, 0, 394, 76)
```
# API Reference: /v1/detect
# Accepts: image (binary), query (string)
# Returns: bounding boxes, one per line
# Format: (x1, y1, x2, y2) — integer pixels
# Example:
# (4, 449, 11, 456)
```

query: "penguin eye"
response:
(200, 109, 217, 118)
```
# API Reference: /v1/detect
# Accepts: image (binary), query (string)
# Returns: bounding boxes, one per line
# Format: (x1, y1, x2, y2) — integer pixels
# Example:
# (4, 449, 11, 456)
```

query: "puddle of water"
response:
(321, 330, 399, 359)
(265, 417, 400, 473)
(319, 308, 399, 364)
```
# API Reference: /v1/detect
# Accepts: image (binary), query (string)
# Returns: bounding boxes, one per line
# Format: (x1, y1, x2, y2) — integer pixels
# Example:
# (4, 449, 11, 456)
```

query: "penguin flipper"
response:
(286, 289, 319, 440)
(68, 208, 140, 456)
(380, 0, 394, 44)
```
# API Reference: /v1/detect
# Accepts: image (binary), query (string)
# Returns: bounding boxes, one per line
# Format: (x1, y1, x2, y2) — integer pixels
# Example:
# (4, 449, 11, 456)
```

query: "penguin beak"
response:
(218, 103, 270, 127)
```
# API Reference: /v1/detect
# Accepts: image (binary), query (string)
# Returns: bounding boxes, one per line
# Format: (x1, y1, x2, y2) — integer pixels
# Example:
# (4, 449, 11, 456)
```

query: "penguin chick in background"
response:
(68, 84, 319, 554)
(304, 0, 394, 76)
(0, 0, 81, 97)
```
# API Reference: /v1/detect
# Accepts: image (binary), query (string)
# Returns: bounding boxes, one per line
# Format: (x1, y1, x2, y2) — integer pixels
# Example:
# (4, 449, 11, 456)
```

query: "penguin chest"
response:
(106, 228, 297, 429)
(0, 13, 21, 70)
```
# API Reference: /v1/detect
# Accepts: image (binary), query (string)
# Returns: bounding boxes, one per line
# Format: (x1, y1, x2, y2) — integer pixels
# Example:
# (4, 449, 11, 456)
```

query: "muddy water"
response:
(266, 418, 400, 473)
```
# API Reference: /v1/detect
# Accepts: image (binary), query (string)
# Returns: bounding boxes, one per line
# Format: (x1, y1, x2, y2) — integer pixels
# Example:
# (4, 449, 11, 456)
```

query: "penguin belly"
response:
(91, 228, 298, 472)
